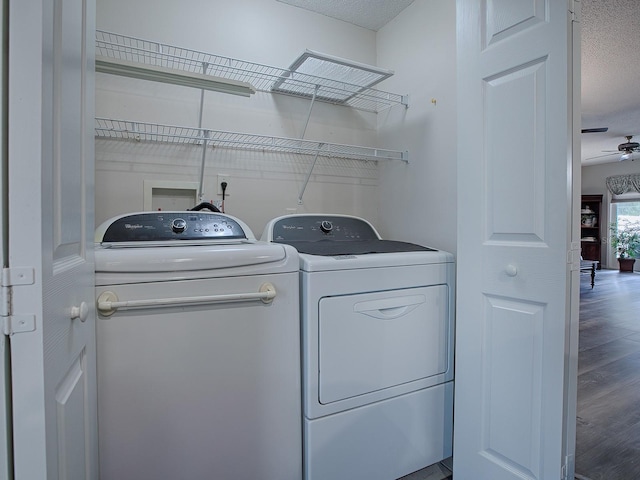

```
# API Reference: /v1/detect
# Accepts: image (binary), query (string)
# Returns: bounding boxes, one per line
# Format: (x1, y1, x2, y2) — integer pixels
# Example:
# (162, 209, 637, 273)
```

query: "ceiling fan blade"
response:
(586, 152, 620, 160)
(581, 127, 609, 133)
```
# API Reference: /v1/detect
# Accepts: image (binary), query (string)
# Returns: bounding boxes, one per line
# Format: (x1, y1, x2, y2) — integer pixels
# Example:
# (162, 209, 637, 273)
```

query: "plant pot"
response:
(618, 258, 636, 272)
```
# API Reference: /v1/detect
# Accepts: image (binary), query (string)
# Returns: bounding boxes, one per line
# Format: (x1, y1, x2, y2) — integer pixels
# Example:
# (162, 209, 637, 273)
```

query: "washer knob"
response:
(171, 218, 187, 233)
(320, 220, 333, 233)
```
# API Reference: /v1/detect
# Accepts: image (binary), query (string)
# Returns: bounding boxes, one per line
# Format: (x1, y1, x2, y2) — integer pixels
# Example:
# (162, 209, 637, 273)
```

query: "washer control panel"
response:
(271, 215, 379, 242)
(99, 212, 247, 243)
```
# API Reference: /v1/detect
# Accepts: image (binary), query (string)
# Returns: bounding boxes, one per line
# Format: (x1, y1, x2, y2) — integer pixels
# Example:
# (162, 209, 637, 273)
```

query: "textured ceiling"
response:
(275, 0, 639, 165)
(581, 0, 640, 165)
(276, 0, 415, 31)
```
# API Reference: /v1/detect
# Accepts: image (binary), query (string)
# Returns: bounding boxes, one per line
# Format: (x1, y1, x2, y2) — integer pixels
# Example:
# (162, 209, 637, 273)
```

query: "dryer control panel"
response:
(271, 215, 380, 242)
(266, 214, 435, 256)
(97, 212, 247, 243)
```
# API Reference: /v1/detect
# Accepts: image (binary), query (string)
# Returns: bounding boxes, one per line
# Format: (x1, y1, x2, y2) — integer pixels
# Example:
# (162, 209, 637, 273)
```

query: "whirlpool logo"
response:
(124, 223, 143, 229)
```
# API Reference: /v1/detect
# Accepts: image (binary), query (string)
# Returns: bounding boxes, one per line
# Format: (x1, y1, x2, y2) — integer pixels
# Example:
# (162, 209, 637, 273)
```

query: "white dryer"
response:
(95, 211, 301, 480)
(262, 214, 455, 480)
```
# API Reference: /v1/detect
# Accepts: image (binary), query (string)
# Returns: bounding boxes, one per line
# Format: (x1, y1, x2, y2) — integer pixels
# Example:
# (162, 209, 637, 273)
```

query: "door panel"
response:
(54, 0, 86, 259)
(481, 296, 544, 478)
(486, 59, 546, 241)
(8, 0, 97, 478)
(455, 0, 576, 479)
(485, 0, 545, 45)
(55, 352, 88, 480)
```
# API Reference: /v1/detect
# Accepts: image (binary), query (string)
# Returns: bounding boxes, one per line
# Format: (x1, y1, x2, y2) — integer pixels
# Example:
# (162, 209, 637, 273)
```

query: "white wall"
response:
(582, 160, 640, 195)
(95, 0, 382, 235)
(95, 0, 458, 247)
(376, 0, 457, 254)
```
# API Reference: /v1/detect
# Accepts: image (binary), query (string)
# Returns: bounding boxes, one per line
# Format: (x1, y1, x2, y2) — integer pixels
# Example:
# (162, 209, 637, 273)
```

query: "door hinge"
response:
(1, 267, 36, 336)
(568, 241, 581, 271)
(562, 454, 574, 480)
(569, 0, 581, 22)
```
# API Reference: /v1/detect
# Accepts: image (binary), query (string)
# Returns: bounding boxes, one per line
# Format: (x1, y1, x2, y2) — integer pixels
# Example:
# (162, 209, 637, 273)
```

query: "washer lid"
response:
(95, 242, 290, 274)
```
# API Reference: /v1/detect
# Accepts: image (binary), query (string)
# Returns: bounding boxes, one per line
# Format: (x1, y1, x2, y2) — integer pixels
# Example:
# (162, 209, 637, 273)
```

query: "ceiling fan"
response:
(617, 135, 640, 161)
(586, 134, 639, 162)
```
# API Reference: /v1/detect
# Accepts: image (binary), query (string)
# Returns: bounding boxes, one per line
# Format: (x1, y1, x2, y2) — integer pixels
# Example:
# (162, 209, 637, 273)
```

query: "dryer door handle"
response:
(353, 294, 425, 320)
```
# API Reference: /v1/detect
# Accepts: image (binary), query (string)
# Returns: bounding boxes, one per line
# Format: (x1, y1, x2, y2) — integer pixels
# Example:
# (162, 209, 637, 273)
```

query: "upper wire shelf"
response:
(95, 30, 408, 113)
(95, 118, 408, 163)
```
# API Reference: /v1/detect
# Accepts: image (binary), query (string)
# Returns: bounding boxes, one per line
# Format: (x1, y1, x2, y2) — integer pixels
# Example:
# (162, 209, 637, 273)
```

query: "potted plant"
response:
(610, 219, 640, 272)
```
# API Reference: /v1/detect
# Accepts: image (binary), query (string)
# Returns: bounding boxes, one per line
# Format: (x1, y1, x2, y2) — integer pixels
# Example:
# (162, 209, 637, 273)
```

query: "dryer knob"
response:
(320, 220, 333, 233)
(172, 218, 187, 233)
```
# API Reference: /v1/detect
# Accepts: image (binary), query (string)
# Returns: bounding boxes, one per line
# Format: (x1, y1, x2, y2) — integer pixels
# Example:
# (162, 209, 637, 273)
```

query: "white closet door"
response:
(7, 0, 97, 478)
(454, 1, 578, 479)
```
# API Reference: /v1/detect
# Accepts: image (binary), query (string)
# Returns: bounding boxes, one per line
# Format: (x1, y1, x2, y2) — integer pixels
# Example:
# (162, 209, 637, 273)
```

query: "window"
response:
(609, 193, 640, 265)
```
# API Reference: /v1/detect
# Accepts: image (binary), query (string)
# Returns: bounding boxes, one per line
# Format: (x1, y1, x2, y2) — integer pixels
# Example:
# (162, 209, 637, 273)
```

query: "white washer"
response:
(262, 214, 454, 480)
(95, 211, 301, 480)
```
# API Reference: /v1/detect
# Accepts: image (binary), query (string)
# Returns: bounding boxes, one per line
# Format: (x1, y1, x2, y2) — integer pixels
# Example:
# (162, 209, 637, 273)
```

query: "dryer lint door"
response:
(318, 285, 449, 404)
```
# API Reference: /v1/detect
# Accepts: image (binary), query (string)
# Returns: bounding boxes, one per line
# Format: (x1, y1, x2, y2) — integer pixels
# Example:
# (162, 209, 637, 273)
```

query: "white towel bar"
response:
(97, 282, 276, 316)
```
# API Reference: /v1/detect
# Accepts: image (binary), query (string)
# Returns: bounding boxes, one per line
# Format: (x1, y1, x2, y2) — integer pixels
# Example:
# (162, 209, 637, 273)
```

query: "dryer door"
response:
(318, 285, 449, 404)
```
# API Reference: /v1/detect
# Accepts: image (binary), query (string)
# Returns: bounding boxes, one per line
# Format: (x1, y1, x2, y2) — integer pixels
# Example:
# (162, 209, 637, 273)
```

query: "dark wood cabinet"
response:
(581, 194, 603, 267)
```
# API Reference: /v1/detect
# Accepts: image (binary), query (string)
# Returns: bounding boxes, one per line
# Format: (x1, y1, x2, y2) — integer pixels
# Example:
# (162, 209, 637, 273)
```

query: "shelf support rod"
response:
(198, 130, 210, 201)
(297, 143, 324, 205)
(300, 84, 319, 139)
(197, 62, 209, 129)
(296, 85, 321, 204)
(196, 62, 210, 202)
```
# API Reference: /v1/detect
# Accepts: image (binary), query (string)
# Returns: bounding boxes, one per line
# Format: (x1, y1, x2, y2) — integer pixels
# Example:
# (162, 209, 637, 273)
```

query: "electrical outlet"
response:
(217, 174, 230, 195)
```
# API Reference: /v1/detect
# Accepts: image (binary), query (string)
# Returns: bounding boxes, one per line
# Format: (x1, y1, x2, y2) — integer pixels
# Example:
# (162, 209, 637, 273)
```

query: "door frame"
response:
(563, 0, 582, 475)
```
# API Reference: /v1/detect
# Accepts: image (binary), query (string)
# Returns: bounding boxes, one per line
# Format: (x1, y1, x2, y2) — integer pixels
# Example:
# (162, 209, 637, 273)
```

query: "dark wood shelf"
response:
(581, 194, 603, 267)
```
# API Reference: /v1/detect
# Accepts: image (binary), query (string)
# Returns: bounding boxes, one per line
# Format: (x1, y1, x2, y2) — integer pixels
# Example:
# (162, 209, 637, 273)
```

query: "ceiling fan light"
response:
(620, 151, 633, 161)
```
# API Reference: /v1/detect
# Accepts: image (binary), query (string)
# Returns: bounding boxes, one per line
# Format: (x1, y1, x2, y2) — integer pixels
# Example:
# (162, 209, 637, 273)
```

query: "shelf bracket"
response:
(129, 121, 140, 141)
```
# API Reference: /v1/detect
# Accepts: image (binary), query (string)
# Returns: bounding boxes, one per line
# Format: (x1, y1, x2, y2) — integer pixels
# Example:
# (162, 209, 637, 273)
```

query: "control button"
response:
(171, 218, 187, 233)
(320, 220, 333, 233)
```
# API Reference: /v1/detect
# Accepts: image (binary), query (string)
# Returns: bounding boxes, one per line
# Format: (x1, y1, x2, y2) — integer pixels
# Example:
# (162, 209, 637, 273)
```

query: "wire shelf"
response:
(95, 118, 408, 163)
(96, 30, 407, 113)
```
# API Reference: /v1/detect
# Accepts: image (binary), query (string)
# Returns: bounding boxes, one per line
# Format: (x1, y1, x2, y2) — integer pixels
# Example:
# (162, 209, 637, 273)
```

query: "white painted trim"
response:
(142, 180, 199, 211)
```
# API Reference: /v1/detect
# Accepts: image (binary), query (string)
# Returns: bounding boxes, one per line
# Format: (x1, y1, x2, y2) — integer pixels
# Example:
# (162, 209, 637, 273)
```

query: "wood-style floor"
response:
(576, 269, 640, 480)
(398, 461, 452, 480)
